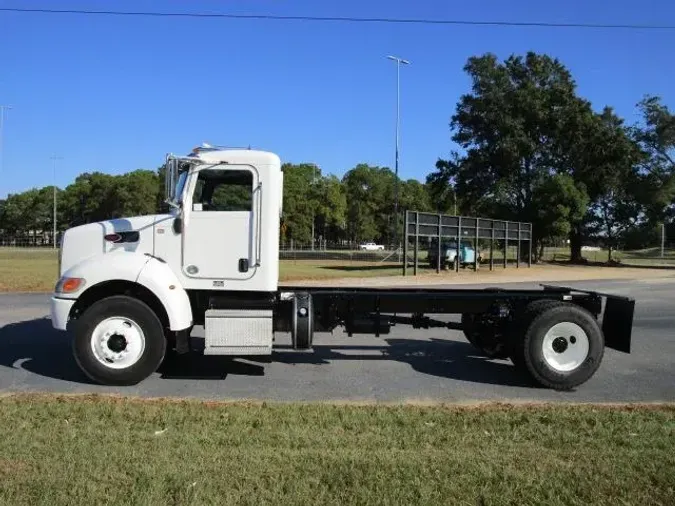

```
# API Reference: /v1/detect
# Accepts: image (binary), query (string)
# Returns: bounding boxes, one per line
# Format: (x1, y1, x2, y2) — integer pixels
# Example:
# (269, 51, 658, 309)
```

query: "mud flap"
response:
(602, 296, 635, 353)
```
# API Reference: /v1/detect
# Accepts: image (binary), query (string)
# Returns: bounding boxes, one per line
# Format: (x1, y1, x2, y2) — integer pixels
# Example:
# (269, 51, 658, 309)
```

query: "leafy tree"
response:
(532, 174, 588, 259)
(342, 164, 396, 244)
(400, 179, 432, 214)
(430, 52, 590, 256)
(559, 107, 644, 261)
(312, 174, 347, 245)
(116, 170, 162, 217)
(426, 156, 463, 215)
(631, 96, 675, 224)
(431, 51, 644, 261)
(280, 163, 322, 245)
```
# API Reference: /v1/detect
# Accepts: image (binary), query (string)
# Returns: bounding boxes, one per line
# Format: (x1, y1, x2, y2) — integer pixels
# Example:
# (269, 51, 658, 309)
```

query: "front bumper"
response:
(50, 296, 76, 331)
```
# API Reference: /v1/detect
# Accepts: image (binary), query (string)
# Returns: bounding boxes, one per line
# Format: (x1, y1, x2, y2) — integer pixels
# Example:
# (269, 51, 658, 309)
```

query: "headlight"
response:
(55, 277, 86, 294)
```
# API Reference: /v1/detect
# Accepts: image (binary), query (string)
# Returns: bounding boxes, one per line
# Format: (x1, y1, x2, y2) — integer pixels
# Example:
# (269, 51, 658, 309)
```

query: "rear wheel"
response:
(73, 295, 167, 385)
(512, 301, 604, 390)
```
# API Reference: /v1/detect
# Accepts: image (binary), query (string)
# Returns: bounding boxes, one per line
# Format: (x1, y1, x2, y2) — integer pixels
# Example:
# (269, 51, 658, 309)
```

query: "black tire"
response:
(509, 299, 566, 372)
(513, 301, 604, 391)
(73, 295, 167, 386)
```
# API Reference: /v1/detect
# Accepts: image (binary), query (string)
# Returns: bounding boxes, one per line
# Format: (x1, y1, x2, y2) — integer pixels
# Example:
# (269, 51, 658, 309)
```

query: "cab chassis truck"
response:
(50, 145, 636, 390)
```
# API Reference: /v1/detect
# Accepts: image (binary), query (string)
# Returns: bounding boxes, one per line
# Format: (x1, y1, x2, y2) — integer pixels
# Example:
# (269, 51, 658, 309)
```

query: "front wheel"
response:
(73, 295, 167, 386)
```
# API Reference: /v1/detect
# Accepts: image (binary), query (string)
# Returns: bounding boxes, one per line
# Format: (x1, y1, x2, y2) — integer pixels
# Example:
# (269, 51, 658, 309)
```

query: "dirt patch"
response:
(0, 459, 31, 478)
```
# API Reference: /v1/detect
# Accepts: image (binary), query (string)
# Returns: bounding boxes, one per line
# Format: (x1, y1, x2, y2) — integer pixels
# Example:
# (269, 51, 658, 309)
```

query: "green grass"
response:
(0, 248, 59, 292)
(541, 246, 675, 265)
(0, 395, 673, 505)
(0, 249, 403, 291)
(279, 259, 402, 281)
(2, 245, 674, 292)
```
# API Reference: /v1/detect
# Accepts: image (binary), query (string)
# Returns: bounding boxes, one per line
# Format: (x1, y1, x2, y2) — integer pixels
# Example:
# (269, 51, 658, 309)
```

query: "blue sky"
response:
(1, 0, 674, 198)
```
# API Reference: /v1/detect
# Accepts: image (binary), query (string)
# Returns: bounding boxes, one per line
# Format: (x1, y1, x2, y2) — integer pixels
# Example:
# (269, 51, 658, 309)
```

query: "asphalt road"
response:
(0, 278, 673, 403)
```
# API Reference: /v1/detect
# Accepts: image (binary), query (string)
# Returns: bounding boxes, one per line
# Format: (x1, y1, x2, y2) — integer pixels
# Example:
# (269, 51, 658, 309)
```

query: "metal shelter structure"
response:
(403, 211, 533, 276)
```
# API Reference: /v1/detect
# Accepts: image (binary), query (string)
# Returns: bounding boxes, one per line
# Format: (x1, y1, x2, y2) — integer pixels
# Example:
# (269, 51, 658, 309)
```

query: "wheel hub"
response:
(107, 334, 127, 353)
(542, 322, 590, 372)
(90, 317, 146, 370)
(552, 336, 569, 353)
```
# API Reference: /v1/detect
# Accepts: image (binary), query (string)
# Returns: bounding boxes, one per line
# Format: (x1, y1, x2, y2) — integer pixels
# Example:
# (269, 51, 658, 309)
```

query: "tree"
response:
(312, 174, 347, 244)
(426, 156, 463, 215)
(531, 174, 588, 260)
(558, 106, 644, 262)
(431, 51, 643, 261)
(431, 52, 592, 256)
(116, 170, 162, 218)
(280, 163, 323, 245)
(631, 96, 675, 224)
(399, 179, 432, 214)
(342, 164, 396, 244)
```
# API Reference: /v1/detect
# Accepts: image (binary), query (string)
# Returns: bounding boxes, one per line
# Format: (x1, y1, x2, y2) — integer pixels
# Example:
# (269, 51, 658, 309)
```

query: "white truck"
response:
(50, 144, 636, 390)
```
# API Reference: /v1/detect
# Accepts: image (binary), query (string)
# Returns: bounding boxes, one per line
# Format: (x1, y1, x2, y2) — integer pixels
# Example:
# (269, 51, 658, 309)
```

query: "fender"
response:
(136, 257, 192, 331)
(58, 251, 192, 331)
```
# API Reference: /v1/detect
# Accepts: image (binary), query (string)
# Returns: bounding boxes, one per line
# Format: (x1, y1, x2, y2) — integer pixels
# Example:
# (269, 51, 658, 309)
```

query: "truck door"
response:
(182, 165, 260, 281)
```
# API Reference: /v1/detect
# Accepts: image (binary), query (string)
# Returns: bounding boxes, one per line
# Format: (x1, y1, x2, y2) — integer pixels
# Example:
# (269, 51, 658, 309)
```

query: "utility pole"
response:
(50, 155, 63, 249)
(662, 223, 666, 258)
(386, 55, 410, 251)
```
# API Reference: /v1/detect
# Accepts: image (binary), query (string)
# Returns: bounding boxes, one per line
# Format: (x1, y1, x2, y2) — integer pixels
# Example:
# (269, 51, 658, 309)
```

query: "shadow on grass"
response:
(319, 264, 403, 273)
(319, 263, 497, 273)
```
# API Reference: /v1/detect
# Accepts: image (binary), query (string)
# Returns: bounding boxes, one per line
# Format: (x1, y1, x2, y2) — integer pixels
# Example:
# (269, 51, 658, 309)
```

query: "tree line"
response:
(1, 51, 674, 261)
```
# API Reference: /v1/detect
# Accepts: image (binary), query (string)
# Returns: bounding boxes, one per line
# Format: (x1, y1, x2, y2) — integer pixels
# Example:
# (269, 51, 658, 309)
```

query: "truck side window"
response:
(193, 169, 253, 212)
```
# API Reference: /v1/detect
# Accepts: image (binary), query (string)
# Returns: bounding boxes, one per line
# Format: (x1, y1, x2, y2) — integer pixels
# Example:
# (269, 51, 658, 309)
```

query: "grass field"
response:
(0, 395, 672, 505)
(0, 249, 59, 292)
(0, 249, 404, 292)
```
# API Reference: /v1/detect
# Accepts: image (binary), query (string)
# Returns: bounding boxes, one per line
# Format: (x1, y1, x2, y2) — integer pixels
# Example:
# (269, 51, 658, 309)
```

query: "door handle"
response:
(239, 258, 249, 273)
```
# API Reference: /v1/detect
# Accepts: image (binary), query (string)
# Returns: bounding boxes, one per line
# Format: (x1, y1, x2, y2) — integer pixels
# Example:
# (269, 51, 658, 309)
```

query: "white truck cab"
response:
(52, 145, 285, 384)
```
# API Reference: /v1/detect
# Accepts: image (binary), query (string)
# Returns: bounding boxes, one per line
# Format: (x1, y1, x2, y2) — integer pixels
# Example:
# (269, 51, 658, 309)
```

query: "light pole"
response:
(386, 55, 409, 249)
(50, 155, 63, 249)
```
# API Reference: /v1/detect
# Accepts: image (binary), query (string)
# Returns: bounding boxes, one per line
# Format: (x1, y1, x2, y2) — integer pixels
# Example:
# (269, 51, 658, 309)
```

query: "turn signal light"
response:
(55, 277, 85, 294)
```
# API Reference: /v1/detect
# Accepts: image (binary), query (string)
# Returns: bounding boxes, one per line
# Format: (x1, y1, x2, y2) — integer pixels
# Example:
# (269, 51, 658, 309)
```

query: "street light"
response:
(386, 55, 410, 249)
(50, 155, 63, 249)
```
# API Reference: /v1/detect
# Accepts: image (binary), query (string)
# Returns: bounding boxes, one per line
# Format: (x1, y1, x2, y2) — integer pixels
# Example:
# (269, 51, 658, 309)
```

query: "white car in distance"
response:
(359, 242, 385, 251)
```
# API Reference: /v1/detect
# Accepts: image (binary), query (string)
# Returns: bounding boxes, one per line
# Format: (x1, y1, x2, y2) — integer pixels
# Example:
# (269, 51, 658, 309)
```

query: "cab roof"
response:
(189, 145, 281, 167)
